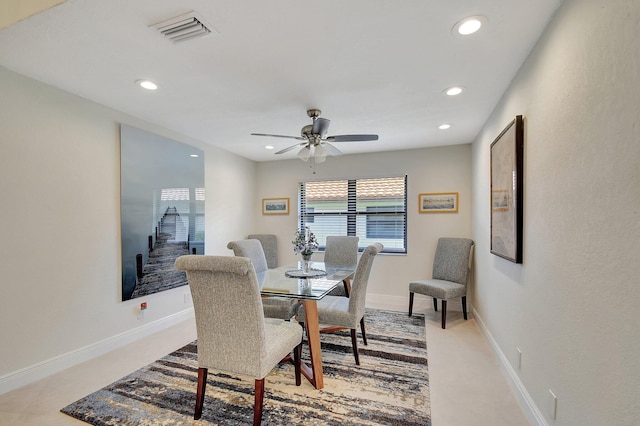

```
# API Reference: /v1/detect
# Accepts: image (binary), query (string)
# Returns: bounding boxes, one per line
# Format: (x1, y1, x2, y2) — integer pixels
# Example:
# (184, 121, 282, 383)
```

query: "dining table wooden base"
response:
(300, 299, 323, 389)
(259, 262, 356, 391)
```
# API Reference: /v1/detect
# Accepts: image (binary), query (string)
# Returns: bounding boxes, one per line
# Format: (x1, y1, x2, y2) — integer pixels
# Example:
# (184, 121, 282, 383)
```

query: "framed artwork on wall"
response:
(490, 115, 524, 263)
(419, 192, 459, 213)
(120, 124, 205, 301)
(262, 197, 290, 215)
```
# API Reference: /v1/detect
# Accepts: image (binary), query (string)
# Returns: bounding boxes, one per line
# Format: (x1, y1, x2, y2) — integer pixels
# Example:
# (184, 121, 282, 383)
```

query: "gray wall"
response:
(0, 66, 255, 390)
(471, 0, 640, 424)
(254, 145, 472, 310)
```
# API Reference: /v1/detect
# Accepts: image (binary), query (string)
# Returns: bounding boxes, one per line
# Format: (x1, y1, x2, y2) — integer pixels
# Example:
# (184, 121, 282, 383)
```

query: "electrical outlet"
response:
(516, 347, 522, 371)
(548, 389, 558, 420)
(137, 302, 147, 320)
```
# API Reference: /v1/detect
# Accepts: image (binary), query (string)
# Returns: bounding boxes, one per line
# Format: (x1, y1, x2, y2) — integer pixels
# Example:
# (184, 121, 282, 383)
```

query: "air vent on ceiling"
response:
(150, 11, 215, 43)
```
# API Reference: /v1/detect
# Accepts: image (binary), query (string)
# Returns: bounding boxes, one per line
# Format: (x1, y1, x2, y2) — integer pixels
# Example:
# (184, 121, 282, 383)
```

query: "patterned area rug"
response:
(61, 309, 430, 425)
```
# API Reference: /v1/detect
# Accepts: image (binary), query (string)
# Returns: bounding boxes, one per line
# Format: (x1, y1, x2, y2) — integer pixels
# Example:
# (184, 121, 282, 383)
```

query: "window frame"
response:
(298, 176, 407, 254)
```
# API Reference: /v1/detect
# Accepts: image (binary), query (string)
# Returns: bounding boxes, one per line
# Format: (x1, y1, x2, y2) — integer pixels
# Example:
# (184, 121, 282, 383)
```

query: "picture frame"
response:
(120, 125, 204, 301)
(419, 192, 459, 213)
(262, 197, 290, 215)
(490, 115, 524, 263)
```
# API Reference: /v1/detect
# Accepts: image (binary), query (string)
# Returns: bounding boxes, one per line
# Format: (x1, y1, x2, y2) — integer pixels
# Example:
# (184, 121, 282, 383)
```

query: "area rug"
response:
(61, 309, 430, 425)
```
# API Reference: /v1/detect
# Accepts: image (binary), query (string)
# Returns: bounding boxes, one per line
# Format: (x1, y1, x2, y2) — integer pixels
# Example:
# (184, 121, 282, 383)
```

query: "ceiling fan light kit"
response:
(251, 109, 378, 168)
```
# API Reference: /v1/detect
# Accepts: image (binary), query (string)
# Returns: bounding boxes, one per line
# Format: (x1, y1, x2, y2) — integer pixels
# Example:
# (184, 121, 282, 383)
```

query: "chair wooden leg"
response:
(293, 342, 302, 386)
(343, 280, 350, 297)
(462, 296, 468, 320)
(441, 300, 447, 329)
(433, 297, 438, 312)
(194, 367, 208, 420)
(350, 329, 360, 365)
(253, 378, 265, 426)
(408, 292, 414, 316)
(360, 317, 367, 345)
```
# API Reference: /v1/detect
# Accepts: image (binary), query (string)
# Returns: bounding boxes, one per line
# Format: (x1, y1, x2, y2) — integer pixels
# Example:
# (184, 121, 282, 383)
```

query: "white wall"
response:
(0, 66, 255, 392)
(471, 0, 640, 424)
(254, 145, 472, 310)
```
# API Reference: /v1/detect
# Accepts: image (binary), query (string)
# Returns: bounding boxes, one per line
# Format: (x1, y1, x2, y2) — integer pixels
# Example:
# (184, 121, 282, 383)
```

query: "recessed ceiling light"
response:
(444, 86, 464, 96)
(439, 124, 452, 130)
(453, 15, 487, 36)
(190, 154, 199, 158)
(265, 145, 274, 150)
(136, 80, 158, 90)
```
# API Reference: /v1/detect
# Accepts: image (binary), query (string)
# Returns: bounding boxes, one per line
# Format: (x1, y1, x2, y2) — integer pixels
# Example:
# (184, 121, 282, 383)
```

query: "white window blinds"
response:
(298, 176, 407, 253)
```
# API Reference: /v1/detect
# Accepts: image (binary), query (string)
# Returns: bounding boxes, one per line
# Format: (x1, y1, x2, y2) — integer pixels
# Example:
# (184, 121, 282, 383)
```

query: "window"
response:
(366, 206, 404, 239)
(298, 176, 407, 253)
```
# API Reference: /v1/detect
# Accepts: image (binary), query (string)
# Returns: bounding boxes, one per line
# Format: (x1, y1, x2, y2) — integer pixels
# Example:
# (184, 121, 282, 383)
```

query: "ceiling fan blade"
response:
(322, 142, 343, 157)
(275, 143, 304, 154)
(251, 133, 305, 140)
(312, 118, 331, 138)
(325, 134, 379, 142)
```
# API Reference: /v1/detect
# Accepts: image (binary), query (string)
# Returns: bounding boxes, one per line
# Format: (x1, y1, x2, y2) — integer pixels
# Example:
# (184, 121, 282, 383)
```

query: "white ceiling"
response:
(0, 0, 562, 162)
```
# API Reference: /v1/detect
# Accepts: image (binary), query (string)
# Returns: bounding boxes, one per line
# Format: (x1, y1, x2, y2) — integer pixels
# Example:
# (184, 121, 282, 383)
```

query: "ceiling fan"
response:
(251, 109, 378, 163)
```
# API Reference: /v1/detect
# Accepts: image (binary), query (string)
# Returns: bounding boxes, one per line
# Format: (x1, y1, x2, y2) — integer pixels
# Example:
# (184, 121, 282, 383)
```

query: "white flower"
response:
(292, 227, 318, 257)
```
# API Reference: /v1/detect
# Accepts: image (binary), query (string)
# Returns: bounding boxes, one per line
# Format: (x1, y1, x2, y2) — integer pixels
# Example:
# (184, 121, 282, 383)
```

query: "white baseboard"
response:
(472, 307, 547, 426)
(0, 308, 194, 396)
(366, 296, 544, 424)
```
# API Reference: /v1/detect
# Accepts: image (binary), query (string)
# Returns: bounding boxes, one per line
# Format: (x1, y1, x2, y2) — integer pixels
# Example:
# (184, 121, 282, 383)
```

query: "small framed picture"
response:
(262, 197, 290, 215)
(419, 192, 459, 213)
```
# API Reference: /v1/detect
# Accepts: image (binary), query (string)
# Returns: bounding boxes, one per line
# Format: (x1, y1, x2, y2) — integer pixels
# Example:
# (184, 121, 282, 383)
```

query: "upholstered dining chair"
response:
(298, 243, 383, 365)
(248, 234, 278, 269)
(227, 239, 298, 320)
(174, 255, 302, 425)
(324, 235, 359, 297)
(408, 238, 474, 329)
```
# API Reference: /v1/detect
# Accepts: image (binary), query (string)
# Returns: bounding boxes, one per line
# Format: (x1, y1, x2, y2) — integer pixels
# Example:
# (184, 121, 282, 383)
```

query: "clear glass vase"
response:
(301, 255, 312, 273)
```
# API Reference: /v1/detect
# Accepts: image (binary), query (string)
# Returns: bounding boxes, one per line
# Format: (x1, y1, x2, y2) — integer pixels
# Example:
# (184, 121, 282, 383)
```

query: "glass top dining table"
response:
(256, 261, 356, 300)
(256, 261, 356, 390)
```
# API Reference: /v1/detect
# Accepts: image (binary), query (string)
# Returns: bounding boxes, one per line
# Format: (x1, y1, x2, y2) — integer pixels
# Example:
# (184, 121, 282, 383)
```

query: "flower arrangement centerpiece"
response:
(292, 226, 318, 272)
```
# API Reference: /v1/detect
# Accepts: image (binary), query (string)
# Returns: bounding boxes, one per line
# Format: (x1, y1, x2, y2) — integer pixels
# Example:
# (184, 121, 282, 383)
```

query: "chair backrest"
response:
(174, 255, 267, 377)
(432, 238, 474, 285)
(227, 239, 268, 274)
(324, 236, 359, 266)
(248, 234, 278, 268)
(348, 243, 383, 320)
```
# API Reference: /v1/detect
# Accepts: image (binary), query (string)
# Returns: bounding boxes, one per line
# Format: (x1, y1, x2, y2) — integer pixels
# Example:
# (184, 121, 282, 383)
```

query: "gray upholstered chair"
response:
(324, 235, 359, 297)
(174, 255, 302, 425)
(227, 239, 298, 320)
(248, 234, 278, 269)
(298, 243, 383, 365)
(408, 238, 474, 329)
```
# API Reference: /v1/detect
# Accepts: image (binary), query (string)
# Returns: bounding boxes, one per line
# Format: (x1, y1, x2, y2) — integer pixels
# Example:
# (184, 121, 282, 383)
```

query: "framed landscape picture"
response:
(262, 197, 290, 215)
(490, 115, 524, 263)
(419, 192, 458, 213)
